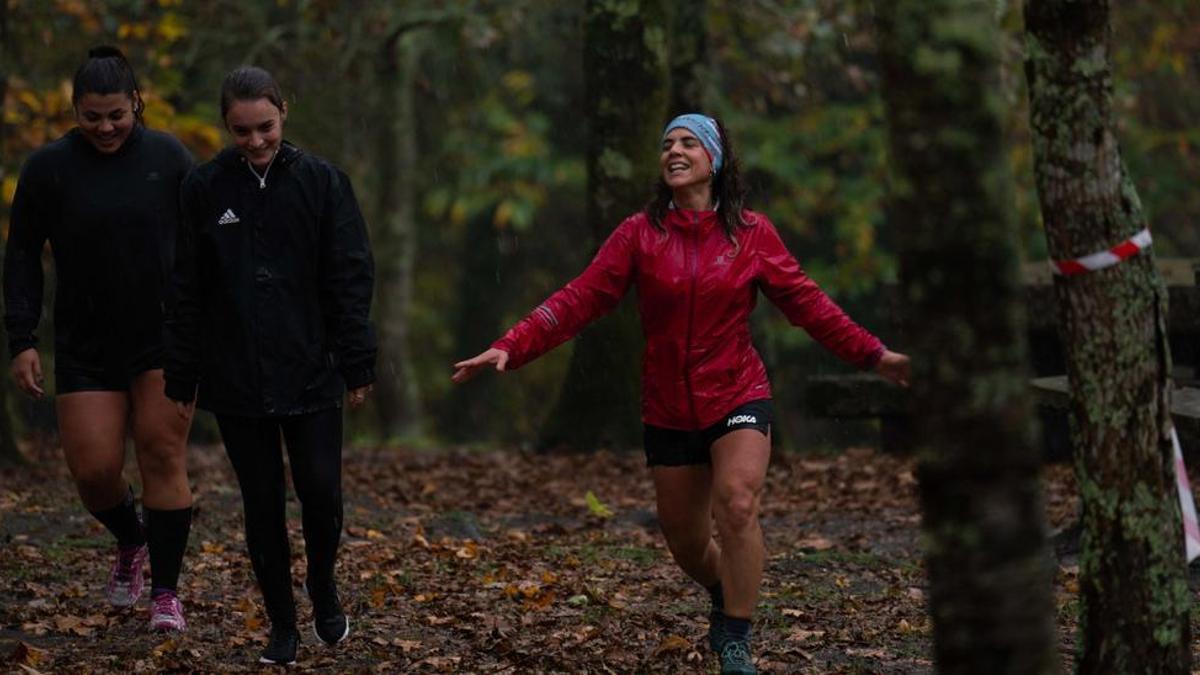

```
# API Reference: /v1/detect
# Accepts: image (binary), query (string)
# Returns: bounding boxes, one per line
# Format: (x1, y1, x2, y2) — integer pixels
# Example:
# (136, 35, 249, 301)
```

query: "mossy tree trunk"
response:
(538, 0, 668, 451)
(1025, 1, 1190, 671)
(371, 30, 423, 441)
(876, 2, 1059, 672)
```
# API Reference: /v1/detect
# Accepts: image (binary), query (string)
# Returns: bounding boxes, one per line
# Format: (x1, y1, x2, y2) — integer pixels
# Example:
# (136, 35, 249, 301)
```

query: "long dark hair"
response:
(72, 45, 143, 123)
(219, 66, 286, 120)
(646, 117, 749, 243)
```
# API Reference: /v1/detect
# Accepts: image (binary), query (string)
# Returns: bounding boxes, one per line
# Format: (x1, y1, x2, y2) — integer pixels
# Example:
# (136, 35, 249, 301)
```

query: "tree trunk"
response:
(538, 0, 669, 451)
(668, 0, 707, 116)
(371, 32, 423, 441)
(1025, 1, 1190, 671)
(876, 2, 1059, 673)
(0, 1, 25, 465)
(440, 207, 511, 441)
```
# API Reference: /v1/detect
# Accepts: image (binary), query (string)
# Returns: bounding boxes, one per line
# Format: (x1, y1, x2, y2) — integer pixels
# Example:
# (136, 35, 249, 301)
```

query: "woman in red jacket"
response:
(453, 114, 909, 674)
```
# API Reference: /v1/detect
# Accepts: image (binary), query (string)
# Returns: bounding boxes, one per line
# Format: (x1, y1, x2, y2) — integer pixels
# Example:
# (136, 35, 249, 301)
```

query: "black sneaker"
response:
(259, 624, 299, 666)
(306, 580, 350, 646)
(719, 638, 757, 674)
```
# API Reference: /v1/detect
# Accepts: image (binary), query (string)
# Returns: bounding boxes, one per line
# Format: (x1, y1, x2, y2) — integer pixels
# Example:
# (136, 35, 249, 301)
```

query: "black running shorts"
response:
(642, 399, 772, 467)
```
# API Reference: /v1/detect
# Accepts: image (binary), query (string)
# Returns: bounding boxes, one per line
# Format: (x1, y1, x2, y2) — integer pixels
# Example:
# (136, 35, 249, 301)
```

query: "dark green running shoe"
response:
(719, 638, 757, 674)
(708, 608, 725, 652)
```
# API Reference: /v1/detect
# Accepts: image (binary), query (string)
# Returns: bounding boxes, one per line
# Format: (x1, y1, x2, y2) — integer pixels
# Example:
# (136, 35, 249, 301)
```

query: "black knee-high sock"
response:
(145, 506, 192, 594)
(90, 489, 145, 548)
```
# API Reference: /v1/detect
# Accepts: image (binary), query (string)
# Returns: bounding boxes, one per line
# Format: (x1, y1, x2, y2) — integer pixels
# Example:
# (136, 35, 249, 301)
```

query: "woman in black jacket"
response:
(164, 66, 376, 666)
(4, 46, 194, 633)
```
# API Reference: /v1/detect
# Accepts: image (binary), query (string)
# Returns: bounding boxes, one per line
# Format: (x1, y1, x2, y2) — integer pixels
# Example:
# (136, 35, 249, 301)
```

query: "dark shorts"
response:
(56, 350, 163, 394)
(643, 399, 773, 467)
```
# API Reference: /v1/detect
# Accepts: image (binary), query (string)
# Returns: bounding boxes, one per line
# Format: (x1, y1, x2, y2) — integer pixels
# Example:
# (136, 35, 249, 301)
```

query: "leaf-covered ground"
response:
(0, 441, 1191, 672)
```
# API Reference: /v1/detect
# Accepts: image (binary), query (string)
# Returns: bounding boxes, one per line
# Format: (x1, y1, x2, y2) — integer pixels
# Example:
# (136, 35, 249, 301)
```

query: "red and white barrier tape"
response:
(1171, 427, 1200, 562)
(1050, 227, 1152, 277)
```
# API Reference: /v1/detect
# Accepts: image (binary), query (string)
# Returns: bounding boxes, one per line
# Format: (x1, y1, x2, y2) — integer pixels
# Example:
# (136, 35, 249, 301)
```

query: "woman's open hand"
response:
(11, 348, 43, 399)
(875, 350, 911, 388)
(452, 348, 509, 383)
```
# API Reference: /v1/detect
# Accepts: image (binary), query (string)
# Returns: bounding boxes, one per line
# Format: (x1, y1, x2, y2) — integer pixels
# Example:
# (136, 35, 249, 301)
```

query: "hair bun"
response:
(87, 45, 126, 60)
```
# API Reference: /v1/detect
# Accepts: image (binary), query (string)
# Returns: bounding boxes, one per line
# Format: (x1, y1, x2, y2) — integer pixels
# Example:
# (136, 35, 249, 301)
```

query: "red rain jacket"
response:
(493, 207, 885, 430)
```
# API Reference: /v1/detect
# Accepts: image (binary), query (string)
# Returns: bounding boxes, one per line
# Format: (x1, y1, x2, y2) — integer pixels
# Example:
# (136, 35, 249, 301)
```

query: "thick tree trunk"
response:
(538, 0, 669, 451)
(668, 0, 707, 116)
(1025, 1, 1190, 672)
(876, 2, 1059, 673)
(371, 32, 423, 441)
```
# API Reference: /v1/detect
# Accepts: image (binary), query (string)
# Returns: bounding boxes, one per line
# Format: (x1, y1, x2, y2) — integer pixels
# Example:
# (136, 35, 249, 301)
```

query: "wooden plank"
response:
(1030, 375, 1200, 460)
(1031, 375, 1200, 415)
(803, 373, 910, 417)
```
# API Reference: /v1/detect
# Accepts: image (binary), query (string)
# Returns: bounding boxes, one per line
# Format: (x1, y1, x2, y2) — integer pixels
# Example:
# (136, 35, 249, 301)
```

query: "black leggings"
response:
(216, 407, 344, 626)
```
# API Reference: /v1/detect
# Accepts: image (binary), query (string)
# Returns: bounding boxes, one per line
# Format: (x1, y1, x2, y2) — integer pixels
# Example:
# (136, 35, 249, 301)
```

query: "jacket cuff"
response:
(860, 344, 886, 371)
(164, 378, 198, 403)
(490, 338, 521, 370)
(341, 365, 375, 390)
(8, 337, 36, 360)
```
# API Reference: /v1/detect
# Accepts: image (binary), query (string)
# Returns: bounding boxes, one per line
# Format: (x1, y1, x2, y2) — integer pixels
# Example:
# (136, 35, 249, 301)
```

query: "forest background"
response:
(3, 0, 1199, 452)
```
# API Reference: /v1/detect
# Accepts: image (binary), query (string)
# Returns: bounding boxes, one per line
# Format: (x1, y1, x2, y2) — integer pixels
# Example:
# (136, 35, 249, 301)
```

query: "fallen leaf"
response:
(797, 536, 835, 551)
(585, 490, 614, 519)
(393, 639, 422, 653)
(654, 634, 691, 656)
(8, 641, 45, 667)
(787, 628, 825, 643)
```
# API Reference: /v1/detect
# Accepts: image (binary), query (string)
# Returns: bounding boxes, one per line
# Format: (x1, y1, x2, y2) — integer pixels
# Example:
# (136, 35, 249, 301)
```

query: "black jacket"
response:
(4, 126, 193, 369)
(164, 142, 376, 416)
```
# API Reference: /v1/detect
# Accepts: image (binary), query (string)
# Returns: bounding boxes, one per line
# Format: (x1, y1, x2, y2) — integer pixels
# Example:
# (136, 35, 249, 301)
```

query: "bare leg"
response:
(58, 392, 131, 511)
(130, 369, 192, 510)
(651, 463, 722, 587)
(710, 429, 770, 619)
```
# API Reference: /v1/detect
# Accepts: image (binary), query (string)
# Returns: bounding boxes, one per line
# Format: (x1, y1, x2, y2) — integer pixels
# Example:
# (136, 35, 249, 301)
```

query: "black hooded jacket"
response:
(4, 126, 193, 371)
(164, 142, 376, 416)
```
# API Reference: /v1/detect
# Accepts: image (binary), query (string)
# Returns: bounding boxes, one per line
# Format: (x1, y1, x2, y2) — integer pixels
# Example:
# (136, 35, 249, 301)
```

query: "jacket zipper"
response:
(683, 212, 700, 428)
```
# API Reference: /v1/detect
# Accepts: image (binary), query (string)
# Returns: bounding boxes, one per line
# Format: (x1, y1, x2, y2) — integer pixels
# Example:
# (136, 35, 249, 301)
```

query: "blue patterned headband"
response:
(662, 114, 723, 175)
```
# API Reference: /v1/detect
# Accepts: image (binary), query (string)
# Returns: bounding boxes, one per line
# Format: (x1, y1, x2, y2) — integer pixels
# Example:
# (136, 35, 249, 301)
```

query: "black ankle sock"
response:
(145, 506, 193, 593)
(723, 615, 752, 642)
(90, 489, 145, 547)
(707, 582, 725, 612)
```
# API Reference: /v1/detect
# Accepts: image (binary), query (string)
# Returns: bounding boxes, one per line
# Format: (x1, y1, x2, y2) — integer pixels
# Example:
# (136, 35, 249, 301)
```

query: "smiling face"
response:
(75, 92, 137, 154)
(224, 97, 285, 169)
(660, 127, 713, 191)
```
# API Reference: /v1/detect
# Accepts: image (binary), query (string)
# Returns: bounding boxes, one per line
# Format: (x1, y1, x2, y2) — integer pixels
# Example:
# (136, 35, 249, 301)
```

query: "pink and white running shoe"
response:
(106, 544, 148, 607)
(149, 590, 187, 632)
